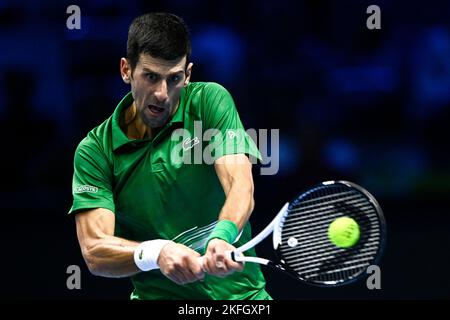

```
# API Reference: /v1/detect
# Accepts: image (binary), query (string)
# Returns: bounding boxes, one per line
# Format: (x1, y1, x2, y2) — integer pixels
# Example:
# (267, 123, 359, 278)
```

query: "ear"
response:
(184, 62, 193, 86)
(120, 58, 132, 84)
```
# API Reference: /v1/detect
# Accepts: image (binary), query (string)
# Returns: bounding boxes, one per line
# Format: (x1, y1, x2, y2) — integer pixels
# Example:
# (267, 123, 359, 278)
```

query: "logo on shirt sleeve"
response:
(74, 185, 99, 194)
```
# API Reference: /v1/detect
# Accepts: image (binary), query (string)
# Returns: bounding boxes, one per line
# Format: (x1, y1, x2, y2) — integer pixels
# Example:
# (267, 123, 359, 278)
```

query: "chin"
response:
(144, 117, 166, 129)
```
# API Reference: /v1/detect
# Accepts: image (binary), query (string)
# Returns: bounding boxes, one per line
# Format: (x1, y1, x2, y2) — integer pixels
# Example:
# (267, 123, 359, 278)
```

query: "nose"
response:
(154, 80, 169, 103)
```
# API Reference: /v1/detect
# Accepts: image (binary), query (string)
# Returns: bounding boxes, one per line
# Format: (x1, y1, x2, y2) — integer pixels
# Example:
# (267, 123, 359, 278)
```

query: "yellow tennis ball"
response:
(328, 216, 360, 248)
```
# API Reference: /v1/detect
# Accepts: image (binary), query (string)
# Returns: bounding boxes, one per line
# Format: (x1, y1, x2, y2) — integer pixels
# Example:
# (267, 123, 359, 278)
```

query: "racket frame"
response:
(231, 180, 387, 287)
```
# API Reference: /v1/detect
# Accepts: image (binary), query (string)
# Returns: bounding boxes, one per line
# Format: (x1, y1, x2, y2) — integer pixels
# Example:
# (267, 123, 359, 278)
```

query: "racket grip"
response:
(197, 251, 237, 266)
(226, 250, 235, 261)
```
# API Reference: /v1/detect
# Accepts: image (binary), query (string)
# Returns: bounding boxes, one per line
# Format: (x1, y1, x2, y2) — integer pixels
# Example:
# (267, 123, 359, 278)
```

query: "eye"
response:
(145, 73, 158, 81)
(169, 75, 182, 84)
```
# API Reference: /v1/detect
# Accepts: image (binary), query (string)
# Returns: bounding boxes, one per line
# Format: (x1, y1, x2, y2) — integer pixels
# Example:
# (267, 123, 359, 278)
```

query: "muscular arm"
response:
(214, 154, 255, 230)
(75, 208, 140, 278)
(75, 207, 204, 284)
(203, 154, 255, 276)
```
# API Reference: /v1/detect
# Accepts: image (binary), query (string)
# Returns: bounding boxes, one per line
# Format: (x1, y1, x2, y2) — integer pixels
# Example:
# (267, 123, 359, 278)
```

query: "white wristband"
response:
(134, 240, 171, 271)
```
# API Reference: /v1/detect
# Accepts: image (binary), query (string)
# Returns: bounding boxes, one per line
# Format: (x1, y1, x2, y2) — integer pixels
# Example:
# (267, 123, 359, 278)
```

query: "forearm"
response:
(205, 178, 252, 276)
(218, 178, 254, 231)
(206, 155, 255, 276)
(82, 235, 140, 278)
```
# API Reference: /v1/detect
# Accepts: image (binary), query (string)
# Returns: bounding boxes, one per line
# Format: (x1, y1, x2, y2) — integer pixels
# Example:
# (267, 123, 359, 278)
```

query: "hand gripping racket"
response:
(216, 180, 387, 287)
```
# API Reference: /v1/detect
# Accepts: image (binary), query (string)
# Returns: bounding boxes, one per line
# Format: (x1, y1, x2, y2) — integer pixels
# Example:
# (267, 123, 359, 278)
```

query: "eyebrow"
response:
(142, 68, 184, 77)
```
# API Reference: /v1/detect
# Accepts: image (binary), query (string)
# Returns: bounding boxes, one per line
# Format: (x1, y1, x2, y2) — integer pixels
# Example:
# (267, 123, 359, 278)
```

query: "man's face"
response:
(121, 54, 192, 128)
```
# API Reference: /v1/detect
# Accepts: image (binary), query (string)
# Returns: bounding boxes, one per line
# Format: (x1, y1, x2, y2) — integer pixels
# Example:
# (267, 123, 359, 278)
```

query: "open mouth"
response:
(148, 104, 165, 115)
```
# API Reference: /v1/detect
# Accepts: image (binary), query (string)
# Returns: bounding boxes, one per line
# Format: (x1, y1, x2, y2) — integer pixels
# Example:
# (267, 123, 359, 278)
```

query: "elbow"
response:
(83, 252, 101, 276)
(86, 260, 102, 277)
(81, 245, 103, 276)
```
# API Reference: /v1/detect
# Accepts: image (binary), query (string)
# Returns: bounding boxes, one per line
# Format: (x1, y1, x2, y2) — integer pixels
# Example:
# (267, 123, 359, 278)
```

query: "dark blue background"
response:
(0, 0, 449, 299)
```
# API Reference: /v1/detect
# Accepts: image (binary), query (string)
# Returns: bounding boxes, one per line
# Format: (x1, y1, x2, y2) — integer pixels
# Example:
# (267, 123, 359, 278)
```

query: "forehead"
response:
(137, 54, 186, 74)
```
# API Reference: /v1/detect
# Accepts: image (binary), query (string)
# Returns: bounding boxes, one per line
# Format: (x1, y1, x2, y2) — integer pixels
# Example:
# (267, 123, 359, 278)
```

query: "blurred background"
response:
(0, 0, 449, 299)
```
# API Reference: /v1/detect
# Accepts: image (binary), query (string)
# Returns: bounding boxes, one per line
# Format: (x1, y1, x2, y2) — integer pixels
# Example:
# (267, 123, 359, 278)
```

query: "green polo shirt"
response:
(69, 82, 270, 300)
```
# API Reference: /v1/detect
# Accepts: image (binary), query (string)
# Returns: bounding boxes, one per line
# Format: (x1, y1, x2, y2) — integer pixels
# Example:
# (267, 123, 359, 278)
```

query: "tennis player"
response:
(69, 12, 271, 300)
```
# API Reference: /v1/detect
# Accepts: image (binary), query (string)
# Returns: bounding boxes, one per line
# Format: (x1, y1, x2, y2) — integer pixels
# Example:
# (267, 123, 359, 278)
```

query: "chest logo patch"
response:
(182, 137, 200, 151)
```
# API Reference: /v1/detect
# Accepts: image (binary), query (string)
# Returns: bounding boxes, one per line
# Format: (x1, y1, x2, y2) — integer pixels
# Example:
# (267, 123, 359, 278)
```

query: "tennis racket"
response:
(206, 180, 387, 287)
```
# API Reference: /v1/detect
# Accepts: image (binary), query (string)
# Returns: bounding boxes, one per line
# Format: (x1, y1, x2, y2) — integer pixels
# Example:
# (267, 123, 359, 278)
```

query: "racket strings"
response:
(278, 184, 383, 285)
(282, 235, 380, 259)
(287, 195, 373, 221)
(282, 203, 376, 236)
(284, 229, 379, 251)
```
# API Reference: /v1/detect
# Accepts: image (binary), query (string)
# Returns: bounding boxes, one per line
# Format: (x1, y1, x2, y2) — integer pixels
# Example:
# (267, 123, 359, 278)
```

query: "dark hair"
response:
(127, 12, 191, 71)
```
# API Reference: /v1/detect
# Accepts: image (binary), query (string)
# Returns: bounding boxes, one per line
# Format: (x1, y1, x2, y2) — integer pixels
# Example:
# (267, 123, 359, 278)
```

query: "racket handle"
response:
(226, 250, 234, 261)
(196, 251, 240, 266)
(228, 250, 246, 262)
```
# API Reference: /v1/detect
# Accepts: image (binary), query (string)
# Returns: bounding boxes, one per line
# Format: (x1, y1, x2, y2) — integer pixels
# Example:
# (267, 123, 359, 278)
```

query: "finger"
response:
(212, 256, 231, 276)
(204, 252, 230, 276)
(224, 256, 245, 272)
(188, 257, 205, 280)
(205, 255, 227, 276)
(180, 256, 206, 283)
(161, 264, 185, 285)
(197, 256, 205, 272)
(215, 260, 226, 269)
(170, 260, 199, 284)
(166, 272, 185, 285)
(227, 260, 245, 272)
(175, 265, 197, 284)
(224, 250, 245, 271)
(203, 253, 214, 274)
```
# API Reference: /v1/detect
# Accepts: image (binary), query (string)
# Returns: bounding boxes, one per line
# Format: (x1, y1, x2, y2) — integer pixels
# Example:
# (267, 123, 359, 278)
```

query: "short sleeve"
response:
(68, 137, 115, 215)
(201, 83, 262, 162)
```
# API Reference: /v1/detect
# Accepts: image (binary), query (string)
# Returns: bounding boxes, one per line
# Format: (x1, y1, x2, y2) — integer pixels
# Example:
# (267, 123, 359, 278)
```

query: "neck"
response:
(123, 100, 180, 140)
(124, 102, 151, 139)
